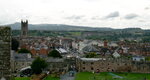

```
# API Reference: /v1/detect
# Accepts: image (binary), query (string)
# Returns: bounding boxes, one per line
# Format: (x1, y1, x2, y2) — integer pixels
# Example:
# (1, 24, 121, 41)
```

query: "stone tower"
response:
(0, 27, 11, 80)
(21, 20, 28, 37)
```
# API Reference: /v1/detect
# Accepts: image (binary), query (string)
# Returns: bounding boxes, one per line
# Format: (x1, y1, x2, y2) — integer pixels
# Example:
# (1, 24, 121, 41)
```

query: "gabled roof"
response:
(80, 58, 106, 61)
(56, 48, 67, 53)
(11, 52, 34, 62)
(46, 58, 64, 62)
(82, 45, 99, 52)
(113, 52, 120, 58)
(20, 66, 31, 71)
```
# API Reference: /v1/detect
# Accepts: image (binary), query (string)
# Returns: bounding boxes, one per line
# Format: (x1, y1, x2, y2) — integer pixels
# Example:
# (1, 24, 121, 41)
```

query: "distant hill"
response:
(2, 22, 146, 32)
(6, 22, 113, 31)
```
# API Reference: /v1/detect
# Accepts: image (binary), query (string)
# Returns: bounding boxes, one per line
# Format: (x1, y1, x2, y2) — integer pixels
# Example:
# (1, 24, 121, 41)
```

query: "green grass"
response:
(14, 75, 60, 80)
(15, 77, 30, 80)
(43, 75, 60, 80)
(145, 57, 150, 61)
(75, 72, 150, 80)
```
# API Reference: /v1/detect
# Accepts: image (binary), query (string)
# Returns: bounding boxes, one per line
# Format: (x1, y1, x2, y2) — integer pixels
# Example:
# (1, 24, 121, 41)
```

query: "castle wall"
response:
(0, 27, 11, 80)
(76, 58, 150, 73)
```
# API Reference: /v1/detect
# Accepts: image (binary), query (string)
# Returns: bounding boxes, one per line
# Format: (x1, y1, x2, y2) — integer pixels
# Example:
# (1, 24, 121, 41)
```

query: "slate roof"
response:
(80, 58, 106, 61)
(82, 45, 99, 52)
(11, 52, 34, 62)
(46, 58, 64, 62)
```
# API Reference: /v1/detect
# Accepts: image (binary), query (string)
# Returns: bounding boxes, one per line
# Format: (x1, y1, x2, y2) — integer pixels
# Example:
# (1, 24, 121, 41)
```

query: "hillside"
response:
(6, 22, 113, 31)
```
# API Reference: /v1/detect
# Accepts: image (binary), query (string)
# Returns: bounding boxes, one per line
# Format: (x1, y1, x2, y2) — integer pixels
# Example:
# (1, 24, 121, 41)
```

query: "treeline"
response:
(12, 30, 150, 42)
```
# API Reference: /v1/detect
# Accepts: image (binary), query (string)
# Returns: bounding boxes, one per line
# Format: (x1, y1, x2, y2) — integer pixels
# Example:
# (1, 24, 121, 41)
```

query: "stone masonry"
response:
(76, 58, 150, 73)
(0, 27, 11, 80)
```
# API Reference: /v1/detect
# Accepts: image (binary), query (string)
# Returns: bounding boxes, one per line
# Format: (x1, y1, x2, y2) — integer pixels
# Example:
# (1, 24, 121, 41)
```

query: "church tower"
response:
(21, 20, 28, 37)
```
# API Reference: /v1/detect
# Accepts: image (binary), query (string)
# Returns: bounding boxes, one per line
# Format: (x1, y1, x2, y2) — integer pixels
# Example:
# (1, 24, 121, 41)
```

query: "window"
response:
(91, 67, 94, 70)
(83, 62, 85, 64)
(112, 69, 114, 72)
(83, 67, 85, 69)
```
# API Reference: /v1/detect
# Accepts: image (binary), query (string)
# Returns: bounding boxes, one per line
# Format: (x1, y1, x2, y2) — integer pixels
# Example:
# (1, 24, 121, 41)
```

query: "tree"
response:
(86, 52, 97, 58)
(48, 50, 62, 58)
(31, 57, 48, 74)
(18, 48, 31, 53)
(11, 38, 19, 51)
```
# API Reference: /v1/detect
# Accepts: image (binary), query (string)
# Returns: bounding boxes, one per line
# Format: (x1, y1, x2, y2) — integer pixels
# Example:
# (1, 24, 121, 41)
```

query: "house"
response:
(11, 51, 34, 73)
(132, 56, 145, 61)
(113, 52, 120, 58)
(82, 45, 99, 53)
(56, 48, 68, 54)
(60, 38, 73, 51)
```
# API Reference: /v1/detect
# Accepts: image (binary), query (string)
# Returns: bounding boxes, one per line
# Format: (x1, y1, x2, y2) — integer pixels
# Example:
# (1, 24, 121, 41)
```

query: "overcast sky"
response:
(0, 0, 150, 29)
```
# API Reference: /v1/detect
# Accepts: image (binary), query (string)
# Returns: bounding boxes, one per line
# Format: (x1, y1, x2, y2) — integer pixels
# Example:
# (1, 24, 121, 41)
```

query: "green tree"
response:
(86, 52, 97, 58)
(31, 57, 48, 74)
(18, 48, 31, 53)
(48, 50, 62, 58)
(11, 38, 19, 51)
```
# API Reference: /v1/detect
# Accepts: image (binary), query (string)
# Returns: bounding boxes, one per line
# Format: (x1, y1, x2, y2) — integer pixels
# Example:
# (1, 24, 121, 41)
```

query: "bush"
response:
(18, 48, 31, 54)
(31, 57, 48, 74)
(85, 52, 97, 58)
(48, 50, 62, 58)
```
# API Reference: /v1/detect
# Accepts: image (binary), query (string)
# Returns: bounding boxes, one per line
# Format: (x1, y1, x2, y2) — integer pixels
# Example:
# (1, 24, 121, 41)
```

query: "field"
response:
(75, 72, 150, 80)
(14, 72, 150, 80)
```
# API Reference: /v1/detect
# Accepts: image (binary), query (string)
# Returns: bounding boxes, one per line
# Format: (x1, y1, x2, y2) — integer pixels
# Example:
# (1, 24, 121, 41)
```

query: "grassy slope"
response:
(43, 75, 60, 80)
(15, 77, 30, 80)
(75, 72, 150, 80)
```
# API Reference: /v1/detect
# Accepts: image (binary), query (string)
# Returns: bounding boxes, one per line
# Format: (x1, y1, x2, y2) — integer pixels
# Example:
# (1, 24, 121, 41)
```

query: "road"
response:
(60, 71, 76, 80)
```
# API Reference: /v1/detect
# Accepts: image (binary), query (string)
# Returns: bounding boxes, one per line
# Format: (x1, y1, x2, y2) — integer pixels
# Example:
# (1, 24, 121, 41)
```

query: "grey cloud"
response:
(138, 20, 146, 22)
(104, 11, 119, 19)
(91, 16, 101, 20)
(124, 14, 139, 19)
(145, 7, 149, 10)
(65, 15, 84, 20)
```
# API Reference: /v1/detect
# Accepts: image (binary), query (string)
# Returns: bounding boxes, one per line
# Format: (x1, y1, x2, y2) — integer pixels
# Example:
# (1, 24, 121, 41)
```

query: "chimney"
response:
(104, 40, 108, 47)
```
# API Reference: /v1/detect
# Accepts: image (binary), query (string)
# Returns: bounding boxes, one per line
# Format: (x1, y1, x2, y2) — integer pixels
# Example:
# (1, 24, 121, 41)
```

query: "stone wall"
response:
(76, 58, 150, 73)
(47, 62, 69, 73)
(11, 61, 32, 73)
(0, 27, 11, 79)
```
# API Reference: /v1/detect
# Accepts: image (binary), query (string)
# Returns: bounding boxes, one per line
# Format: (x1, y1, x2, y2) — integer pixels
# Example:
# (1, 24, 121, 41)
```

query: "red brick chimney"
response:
(104, 40, 108, 47)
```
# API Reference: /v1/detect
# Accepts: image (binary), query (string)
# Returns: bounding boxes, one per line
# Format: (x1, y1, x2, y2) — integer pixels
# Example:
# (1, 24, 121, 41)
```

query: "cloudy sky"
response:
(0, 0, 150, 29)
